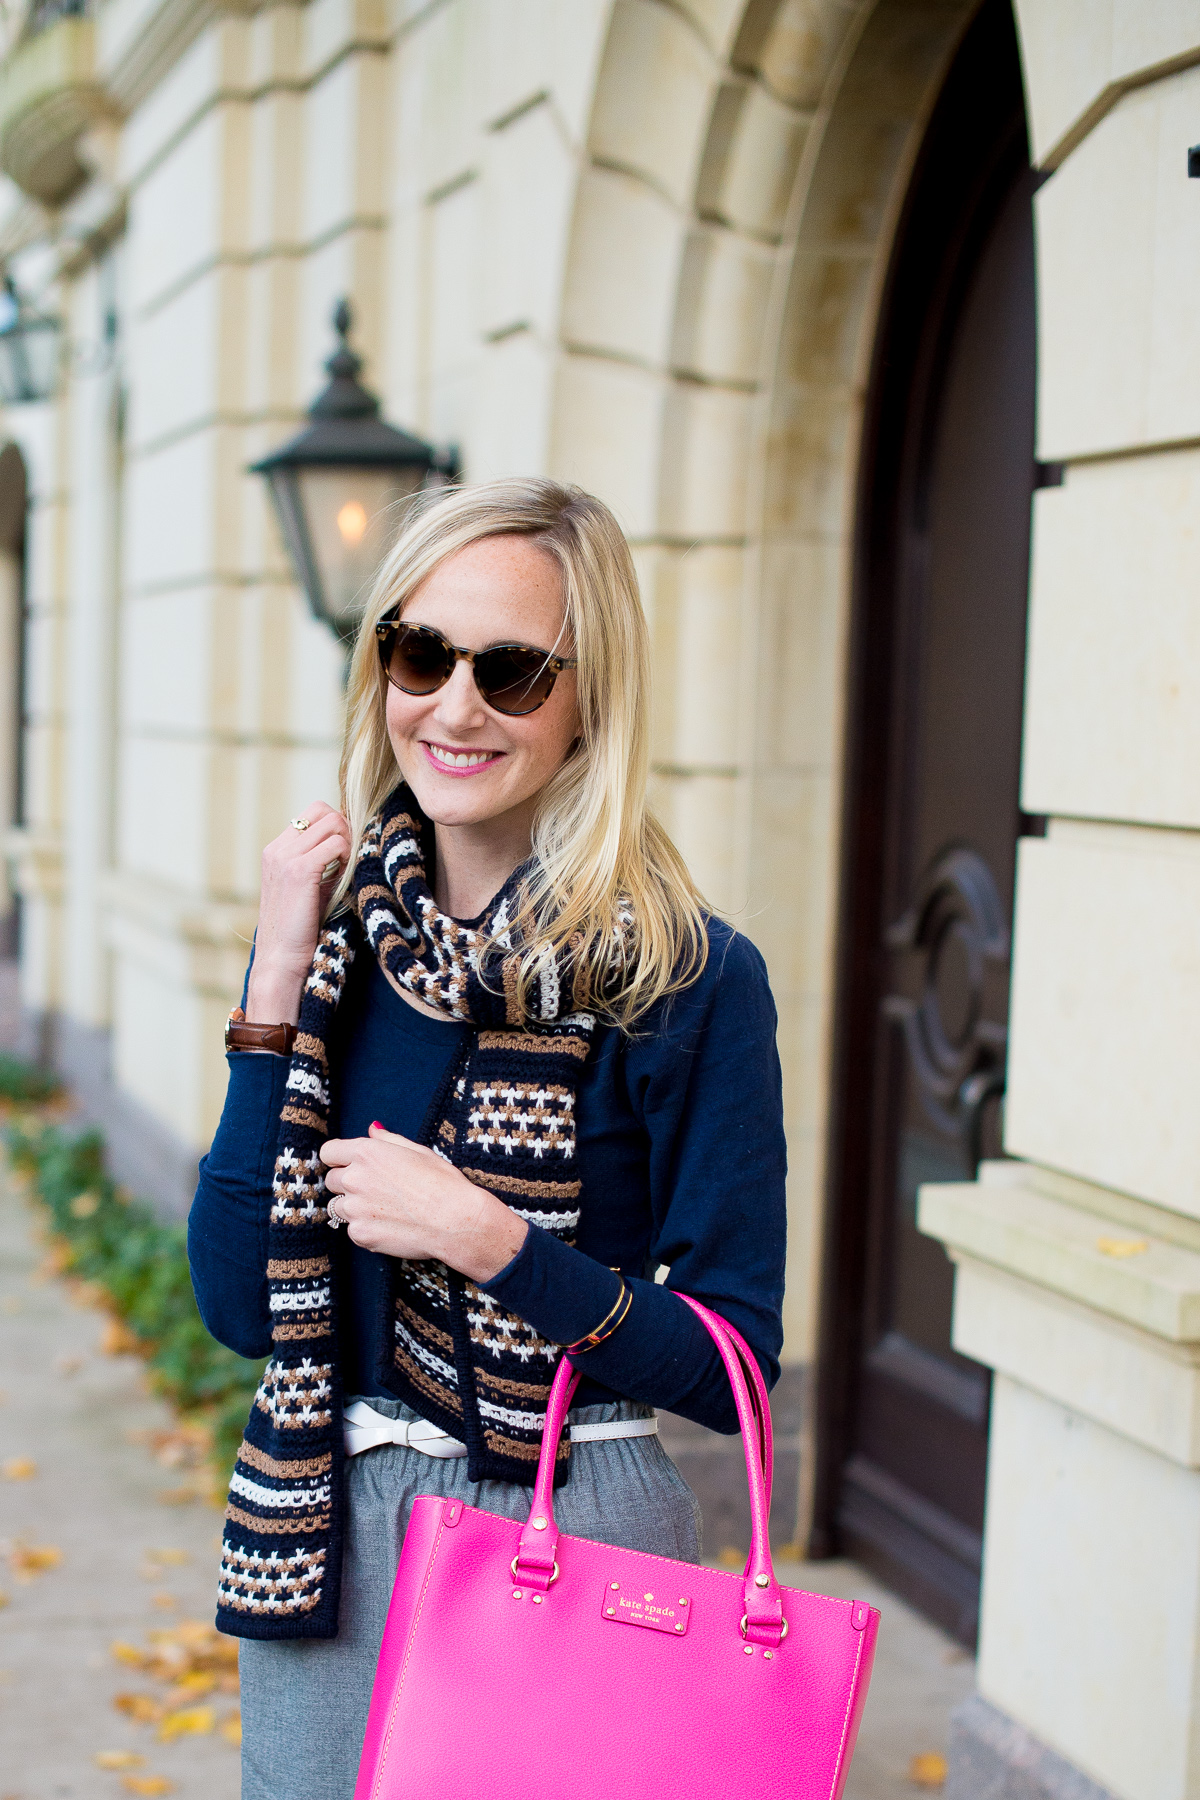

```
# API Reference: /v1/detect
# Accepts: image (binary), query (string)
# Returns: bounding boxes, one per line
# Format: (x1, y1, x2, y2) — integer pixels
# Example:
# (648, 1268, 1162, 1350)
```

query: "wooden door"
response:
(813, 0, 1039, 1645)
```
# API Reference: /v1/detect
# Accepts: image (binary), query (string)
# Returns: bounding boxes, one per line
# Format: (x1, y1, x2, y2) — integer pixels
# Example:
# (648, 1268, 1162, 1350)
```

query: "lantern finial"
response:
(249, 296, 457, 641)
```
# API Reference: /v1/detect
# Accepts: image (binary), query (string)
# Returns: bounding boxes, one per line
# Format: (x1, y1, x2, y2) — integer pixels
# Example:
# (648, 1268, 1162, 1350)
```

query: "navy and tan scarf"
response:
(216, 785, 594, 1639)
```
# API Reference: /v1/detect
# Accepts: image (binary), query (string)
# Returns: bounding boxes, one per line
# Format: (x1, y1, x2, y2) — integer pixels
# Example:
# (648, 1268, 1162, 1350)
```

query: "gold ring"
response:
(290, 817, 311, 832)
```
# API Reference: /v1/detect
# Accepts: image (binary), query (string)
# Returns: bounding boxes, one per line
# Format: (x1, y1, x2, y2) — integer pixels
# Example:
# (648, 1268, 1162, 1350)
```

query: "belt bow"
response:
(343, 1400, 468, 1459)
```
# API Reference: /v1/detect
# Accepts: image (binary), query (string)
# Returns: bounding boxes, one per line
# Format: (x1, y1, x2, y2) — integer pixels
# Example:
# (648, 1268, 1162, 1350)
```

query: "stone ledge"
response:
(3, 825, 64, 904)
(98, 0, 259, 117)
(951, 1256, 1200, 1466)
(918, 1168, 1200, 1341)
(948, 1694, 1117, 1800)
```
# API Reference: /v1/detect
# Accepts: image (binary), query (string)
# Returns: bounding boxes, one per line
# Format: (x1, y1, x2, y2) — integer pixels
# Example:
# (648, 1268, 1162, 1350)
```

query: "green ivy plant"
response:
(0, 1051, 60, 1103)
(3, 1098, 263, 1484)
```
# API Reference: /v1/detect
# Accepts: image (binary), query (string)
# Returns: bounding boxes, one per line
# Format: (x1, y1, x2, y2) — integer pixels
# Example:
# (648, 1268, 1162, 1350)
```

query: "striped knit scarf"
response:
(215, 785, 594, 1640)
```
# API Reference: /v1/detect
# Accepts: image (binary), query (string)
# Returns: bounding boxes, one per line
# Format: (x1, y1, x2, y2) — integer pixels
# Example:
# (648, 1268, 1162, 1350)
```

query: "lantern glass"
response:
(267, 463, 427, 641)
(0, 314, 61, 405)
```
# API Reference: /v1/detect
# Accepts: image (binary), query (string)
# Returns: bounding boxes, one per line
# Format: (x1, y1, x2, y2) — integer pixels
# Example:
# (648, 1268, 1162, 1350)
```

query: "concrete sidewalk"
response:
(0, 1163, 241, 1800)
(0, 1161, 973, 1800)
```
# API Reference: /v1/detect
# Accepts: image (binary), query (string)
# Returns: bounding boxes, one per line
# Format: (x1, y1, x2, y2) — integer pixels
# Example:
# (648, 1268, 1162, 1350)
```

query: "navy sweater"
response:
(188, 921, 787, 1435)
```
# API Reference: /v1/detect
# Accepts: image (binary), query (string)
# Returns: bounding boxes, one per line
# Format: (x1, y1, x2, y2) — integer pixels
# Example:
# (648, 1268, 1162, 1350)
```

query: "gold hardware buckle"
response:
(511, 1556, 559, 1586)
(740, 1613, 788, 1642)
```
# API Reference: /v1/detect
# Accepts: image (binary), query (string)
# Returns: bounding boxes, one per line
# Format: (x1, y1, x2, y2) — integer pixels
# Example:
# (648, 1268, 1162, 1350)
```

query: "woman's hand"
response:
(320, 1123, 529, 1284)
(246, 800, 351, 1025)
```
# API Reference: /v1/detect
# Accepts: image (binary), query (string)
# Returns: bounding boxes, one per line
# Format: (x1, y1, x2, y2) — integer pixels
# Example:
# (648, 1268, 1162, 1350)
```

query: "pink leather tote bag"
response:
(354, 1296, 880, 1800)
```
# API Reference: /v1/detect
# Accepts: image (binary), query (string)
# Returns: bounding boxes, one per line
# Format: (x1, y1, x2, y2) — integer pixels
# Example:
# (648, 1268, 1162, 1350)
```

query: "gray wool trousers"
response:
(239, 1396, 702, 1800)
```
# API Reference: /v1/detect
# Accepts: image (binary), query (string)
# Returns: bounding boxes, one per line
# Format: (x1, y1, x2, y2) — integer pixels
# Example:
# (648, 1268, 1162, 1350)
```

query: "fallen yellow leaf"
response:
(157, 1704, 216, 1742)
(910, 1753, 948, 1788)
(101, 1318, 141, 1356)
(151, 1592, 176, 1611)
(144, 1644, 190, 1682)
(3, 1457, 37, 1481)
(111, 1642, 149, 1669)
(146, 1549, 190, 1566)
(70, 1190, 100, 1218)
(34, 1241, 73, 1280)
(122, 1779, 174, 1797)
(113, 1693, 163, 1724)
(1097, 1236, 1149, 1259)
(155, 1484, 200, 1507)
(134, 1425, 210, 1468)
(716, 1545, 743, 1568)
(0, 1592, 8, 1610)
(10, 1543, 62, 1577)
(95, 1751, 146, 1770)
(220, 1710, 241, 1747)
(171, 1618, 223, 1647)
(167, 1671, 215, 1698)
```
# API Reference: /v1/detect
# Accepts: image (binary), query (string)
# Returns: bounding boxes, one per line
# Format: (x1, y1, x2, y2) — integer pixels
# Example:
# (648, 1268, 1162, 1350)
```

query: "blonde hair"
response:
(336, 477, 708, 1026)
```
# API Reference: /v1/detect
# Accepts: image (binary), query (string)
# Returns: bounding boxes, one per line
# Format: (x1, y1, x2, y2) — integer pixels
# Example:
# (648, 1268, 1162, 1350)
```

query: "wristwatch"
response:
(224, 1007, 297, 1056)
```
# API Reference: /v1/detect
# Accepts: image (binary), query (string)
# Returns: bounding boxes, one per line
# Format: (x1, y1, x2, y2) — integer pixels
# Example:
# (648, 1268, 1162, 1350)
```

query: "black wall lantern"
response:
(251, 299, 459, 642)
(0, 275, 63, 405)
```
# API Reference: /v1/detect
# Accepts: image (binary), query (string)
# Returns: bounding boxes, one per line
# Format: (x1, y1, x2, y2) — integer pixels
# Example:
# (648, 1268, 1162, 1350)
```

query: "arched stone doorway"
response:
(552, 0, 991, 1560)
(816, 0, 1037, 1642)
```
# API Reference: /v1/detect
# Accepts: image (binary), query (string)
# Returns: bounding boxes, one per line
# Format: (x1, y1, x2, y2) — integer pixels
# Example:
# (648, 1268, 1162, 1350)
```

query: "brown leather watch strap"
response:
(224, 1007, 297, 1057)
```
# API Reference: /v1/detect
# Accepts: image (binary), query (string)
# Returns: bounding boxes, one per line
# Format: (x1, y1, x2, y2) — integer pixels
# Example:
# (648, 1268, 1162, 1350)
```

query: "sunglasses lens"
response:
(474, 646, 558, 715)
(384, 624, 453, 694)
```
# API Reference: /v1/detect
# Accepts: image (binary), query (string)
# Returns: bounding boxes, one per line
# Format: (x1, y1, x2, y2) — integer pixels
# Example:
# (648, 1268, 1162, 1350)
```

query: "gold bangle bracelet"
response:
(562, 1279, 634, 1355)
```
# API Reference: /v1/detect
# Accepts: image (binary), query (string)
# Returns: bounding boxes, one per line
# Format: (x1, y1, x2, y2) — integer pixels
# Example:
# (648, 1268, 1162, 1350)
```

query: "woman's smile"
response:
(421, 740, 506, 777)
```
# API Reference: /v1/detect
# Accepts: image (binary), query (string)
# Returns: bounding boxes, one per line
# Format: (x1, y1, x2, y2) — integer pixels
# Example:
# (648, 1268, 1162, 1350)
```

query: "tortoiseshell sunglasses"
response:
(375, 617, 576, 717)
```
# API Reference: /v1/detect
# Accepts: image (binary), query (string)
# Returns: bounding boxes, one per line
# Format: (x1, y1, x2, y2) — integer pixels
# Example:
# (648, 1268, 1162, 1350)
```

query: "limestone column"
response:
(922, 18, 1200, 1800)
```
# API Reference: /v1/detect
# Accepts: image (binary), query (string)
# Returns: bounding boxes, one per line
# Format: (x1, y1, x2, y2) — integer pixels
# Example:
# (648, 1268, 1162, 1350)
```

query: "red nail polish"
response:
(371, 1120, 383, 1130)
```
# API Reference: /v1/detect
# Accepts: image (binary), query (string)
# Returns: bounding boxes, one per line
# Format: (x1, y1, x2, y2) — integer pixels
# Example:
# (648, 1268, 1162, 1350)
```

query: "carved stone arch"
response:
(554, 0, 981, 1547)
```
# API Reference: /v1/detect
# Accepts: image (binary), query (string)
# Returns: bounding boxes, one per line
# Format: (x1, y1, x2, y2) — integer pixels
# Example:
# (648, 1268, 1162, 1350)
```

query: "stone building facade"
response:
(0, 4, 1197, 1797)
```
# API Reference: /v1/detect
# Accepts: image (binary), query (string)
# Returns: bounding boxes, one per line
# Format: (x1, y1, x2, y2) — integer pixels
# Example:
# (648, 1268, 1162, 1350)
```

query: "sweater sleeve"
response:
(187, 1050, 289, 1359)
(480, 926, 787, 1434)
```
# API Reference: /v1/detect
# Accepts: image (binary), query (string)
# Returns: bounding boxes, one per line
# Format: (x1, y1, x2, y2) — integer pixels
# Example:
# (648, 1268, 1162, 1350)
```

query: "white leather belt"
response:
(343, 1398, 659, 1460)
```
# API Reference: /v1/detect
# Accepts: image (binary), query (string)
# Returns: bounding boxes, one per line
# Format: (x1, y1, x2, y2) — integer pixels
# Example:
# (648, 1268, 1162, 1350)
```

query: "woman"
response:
(189, 478, 787, 1799)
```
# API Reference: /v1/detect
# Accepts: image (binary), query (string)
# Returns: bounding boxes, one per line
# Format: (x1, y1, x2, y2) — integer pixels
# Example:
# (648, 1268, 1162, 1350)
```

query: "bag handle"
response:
(691, 1298, 774, 1520)
(681, 1297, 775, 1560)
(512, 1298, 785, 1646)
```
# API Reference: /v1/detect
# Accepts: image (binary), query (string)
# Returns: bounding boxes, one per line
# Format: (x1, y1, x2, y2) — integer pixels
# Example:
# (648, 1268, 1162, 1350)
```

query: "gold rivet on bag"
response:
(755, 1574, 769, 1588)
(532, 1517, 547, 1530)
